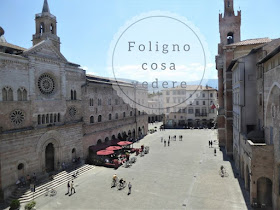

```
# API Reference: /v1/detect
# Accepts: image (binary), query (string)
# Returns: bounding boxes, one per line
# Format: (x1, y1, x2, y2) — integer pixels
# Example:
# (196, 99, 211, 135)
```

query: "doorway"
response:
(45, 143, 55, 172)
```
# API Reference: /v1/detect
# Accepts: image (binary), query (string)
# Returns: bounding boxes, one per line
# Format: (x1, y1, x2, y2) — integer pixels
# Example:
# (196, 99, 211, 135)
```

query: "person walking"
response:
(70, 180, 76, 195)
(66, 181, 70, 195)
(208, 141, 210, 148)
(211, 141, 213, 148)
(164, 140, 166, 147)
(214, 148, 217, 156)
(168, 139, 170, 146)
(161, 137, 163, 143)
(128, 182, 132, 195)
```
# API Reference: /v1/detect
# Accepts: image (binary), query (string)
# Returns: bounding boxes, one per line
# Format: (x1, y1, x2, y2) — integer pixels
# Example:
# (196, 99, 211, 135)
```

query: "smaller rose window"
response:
(69, 106, 77, 118)
(10, 110, 25, 125)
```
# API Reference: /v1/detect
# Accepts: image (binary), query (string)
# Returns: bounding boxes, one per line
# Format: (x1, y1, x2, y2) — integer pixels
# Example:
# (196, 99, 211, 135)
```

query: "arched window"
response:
(130, 111, 133, 116)
(227, 32, 234, 44)
(109, 114, 112, 120)
(74, 90, 77, 100)
(2, 87, 13, 101)
(2, 88, 7, 101)
(54, 113, 57, 122)
(42, 114, 45, 124)
(46, 114, 49, 124)
(71, 90, 74, 100)
(123, 112, 126, 118)
(98, 115, 102, 122)
(58, 113, 60, 122)
(22, 89, 27, 101)
(50, 114, 53, 123)
(40, 22, 44, 34)
(90, 116, 94, 123)
(17, 89, 22, 101)
(50, 24, 54, 34)
(38, 115, 41, 125)
(17, 88, 27, 101)
(115, 113, 118, 120)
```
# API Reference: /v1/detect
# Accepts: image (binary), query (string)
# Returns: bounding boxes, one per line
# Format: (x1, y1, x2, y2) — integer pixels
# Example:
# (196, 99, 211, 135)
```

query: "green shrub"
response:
(10, 199, 20, 210)
(25, 201, 36, 210)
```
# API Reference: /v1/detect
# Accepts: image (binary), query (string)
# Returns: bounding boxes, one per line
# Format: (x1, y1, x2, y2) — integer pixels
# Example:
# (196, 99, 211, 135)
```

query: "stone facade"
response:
(0, 0, 147, 200)
(162, 85, 217, 128)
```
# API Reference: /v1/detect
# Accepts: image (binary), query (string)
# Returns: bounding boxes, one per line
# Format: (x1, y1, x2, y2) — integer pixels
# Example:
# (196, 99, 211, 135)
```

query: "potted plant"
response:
(10, 199, 20, 210)
(25, 201, 36, 210)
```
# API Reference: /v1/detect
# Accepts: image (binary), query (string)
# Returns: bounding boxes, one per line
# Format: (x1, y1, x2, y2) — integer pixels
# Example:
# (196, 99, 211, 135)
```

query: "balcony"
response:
(195, 113, 207, 117)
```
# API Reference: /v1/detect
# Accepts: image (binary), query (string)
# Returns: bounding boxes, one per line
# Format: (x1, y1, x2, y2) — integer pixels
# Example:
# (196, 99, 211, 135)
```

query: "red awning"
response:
(106, 146, 122, 151)
(96, 150, 114, 156)
(117, 141, 133, 146)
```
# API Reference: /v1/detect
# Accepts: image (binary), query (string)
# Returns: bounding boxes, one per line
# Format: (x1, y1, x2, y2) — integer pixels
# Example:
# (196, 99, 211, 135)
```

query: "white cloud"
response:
(107, 62, 215, 82)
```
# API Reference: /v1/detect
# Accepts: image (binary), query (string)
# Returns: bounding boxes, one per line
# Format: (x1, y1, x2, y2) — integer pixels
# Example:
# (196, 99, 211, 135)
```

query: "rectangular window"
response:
(196, 101, 199, 105)
(203, 101, 205, 105)
(166, 98, 170, 103)
(188, 108, 193, 114)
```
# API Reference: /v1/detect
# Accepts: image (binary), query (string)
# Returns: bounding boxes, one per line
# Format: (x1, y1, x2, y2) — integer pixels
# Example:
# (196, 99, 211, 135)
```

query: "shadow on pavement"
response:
(220, 146, 252, 210)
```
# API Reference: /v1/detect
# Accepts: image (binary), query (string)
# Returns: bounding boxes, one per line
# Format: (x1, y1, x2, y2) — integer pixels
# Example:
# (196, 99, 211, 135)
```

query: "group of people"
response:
(208, 140, 214, 147)
(112, 174, 132, 195)
(16, 173, 37, 188)
(161, 135, 184, 147)
(209, 140, 217, 156)
(66, 180, 76, 196)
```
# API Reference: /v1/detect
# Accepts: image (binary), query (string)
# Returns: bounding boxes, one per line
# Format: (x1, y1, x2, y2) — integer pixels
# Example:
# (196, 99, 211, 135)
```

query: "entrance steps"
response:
(6, 164, 94, 204)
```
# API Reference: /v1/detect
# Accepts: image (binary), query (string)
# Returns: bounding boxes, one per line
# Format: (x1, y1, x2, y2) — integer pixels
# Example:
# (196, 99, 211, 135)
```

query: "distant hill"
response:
(116, 78, 218, 93)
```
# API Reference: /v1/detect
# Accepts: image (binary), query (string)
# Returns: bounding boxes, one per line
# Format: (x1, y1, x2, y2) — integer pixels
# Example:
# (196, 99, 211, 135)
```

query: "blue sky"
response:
(1, 0, 280, 79)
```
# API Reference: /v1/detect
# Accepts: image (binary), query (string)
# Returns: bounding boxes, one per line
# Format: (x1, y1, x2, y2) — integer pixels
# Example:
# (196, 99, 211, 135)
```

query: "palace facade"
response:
(0, 0, 147, 200)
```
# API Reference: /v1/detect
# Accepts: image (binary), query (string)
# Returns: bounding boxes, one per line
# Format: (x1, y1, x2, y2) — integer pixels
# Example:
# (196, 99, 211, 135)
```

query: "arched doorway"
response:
(128, 130, 131, 139)
(138, 127, 142, 138)
(118, 133, 122, 140)
(17, 163, 25, 178)
(122, 132, 127, 140)
(105, 137, 109, 144)
(148, 117, 151, 123)
(72, 148, 76, 161)
(257, 177, 272, 206)
(45, 143, 55, 172)
(97, 139, 102, 145)
(132, 129, 135, 139)
(112, 135, 116, 140)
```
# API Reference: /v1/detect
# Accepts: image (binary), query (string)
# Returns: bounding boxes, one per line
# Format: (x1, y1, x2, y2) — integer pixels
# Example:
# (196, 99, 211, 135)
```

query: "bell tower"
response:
(32, 0, 60, 51)
(219, 0, 241, 46)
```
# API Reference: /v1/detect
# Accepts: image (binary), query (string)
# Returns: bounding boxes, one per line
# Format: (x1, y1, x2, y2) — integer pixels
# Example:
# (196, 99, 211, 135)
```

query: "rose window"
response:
(38, 73, 55, 95)
(10, 110, 25, 125)
(69, 106, 77, 118)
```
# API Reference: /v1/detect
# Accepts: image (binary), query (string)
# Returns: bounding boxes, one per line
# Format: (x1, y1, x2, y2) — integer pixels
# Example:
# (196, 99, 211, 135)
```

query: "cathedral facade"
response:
(0, 0, 148, 200)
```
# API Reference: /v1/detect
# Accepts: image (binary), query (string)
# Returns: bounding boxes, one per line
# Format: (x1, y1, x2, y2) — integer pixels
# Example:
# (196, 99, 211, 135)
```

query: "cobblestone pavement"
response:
(30, 123, 250, 210)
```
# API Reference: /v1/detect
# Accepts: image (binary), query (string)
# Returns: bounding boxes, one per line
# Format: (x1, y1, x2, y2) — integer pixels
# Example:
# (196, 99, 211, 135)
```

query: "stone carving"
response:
(10, 109, 25, 125)
(38, 73, 55, 95)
